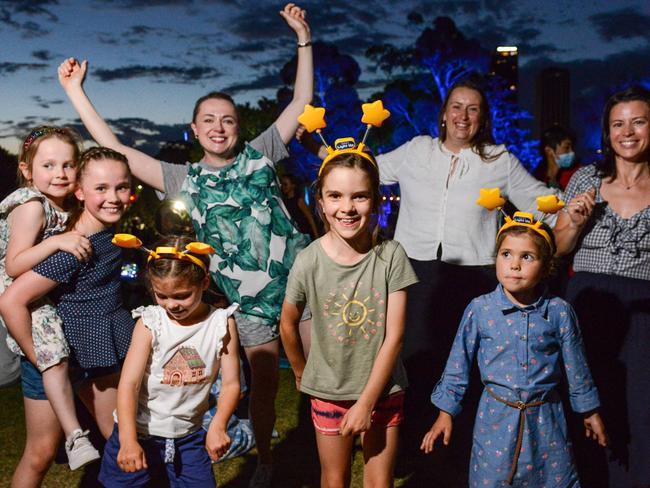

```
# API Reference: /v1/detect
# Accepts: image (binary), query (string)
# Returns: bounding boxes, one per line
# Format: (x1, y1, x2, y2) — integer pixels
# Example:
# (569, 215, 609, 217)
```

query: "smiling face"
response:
(75, 158, 132, 230)
(318, 166, 374, 247)
(191, 97, 240, 166)
(442, 87, 483, 152)
(608, 100, 650, 163)
(496, 232, 548, 306)
(150, 274, 209, 325)
(20, 137, 77, 209)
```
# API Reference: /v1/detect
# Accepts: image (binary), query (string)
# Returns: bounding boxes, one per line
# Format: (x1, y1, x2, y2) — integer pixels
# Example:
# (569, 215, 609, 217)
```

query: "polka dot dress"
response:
(33, 229, 134, 369)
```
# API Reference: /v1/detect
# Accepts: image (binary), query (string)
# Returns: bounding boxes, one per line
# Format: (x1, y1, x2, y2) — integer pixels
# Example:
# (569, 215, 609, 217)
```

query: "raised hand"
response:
(58, 57, 88, 91)
(279, 3, 310, 42)
(566, 188, 596, 229)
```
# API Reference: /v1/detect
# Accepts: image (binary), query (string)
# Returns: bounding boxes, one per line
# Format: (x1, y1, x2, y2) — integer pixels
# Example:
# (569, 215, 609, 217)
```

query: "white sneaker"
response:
(65, 429, 100, 470)
(249, 463, 273, 488)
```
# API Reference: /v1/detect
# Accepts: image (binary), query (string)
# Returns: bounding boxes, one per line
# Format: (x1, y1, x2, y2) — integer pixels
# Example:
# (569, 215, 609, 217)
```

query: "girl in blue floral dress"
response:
(421, 214, 609, 487)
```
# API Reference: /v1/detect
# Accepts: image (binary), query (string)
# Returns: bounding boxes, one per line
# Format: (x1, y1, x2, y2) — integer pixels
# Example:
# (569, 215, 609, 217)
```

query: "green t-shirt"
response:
(285, 239, 418, 401)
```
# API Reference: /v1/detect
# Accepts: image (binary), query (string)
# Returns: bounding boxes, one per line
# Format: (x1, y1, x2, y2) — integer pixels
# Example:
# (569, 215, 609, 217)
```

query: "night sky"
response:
(1, 0, 649, 154)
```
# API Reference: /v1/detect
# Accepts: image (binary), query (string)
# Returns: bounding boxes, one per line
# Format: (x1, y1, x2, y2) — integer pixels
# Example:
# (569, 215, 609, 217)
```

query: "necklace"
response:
(620, 175, 649, 190)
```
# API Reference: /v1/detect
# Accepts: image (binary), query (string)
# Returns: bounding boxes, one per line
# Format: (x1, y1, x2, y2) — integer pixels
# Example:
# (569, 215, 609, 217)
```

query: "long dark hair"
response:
(438, 79, 500, 162)
(597, 85, 650, 179)
(315, 152, 382, 247)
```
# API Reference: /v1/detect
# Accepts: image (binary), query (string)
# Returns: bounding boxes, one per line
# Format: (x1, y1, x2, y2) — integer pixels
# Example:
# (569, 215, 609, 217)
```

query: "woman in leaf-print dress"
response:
(58, 5, 312, 485)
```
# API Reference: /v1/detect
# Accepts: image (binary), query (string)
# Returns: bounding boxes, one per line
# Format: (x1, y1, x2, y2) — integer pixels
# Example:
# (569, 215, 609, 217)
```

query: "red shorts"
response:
(310, 391, 405, 436)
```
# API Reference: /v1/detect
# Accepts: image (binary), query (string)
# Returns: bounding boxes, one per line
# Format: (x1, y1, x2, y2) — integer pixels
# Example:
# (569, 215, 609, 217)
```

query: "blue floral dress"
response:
(0, 187, 70, 371)
(432, 286, 600, 487)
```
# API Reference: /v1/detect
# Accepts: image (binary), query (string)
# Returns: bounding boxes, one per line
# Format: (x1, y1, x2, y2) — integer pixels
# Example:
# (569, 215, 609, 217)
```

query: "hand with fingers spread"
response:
(117, 439, 148, 473)
(51, 231, 92, 262)
(420, 411, 453, 454)
(279, 3, 310, 43)
(58, 57, 88, 92)
(566, 188, 596, 228)
(584, 411, 609, 448)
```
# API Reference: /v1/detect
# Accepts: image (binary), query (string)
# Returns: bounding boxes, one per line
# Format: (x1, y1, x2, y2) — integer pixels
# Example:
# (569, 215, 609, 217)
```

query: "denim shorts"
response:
(235, 305, 311, 348)
(20, 357, 47, 400)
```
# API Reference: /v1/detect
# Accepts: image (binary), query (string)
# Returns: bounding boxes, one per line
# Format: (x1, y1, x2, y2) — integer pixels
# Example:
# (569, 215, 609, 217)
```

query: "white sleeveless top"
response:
(124, 303, 238, 438)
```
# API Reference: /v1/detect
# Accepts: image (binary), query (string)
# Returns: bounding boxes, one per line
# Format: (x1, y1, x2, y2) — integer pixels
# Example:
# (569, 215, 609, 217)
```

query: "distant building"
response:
(535, 67, 571, 137)
(490, 46, 518, 101)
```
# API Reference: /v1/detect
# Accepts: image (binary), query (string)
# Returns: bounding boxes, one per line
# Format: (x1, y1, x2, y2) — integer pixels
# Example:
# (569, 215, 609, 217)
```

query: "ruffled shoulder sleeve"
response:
(210, 303, 239, 358)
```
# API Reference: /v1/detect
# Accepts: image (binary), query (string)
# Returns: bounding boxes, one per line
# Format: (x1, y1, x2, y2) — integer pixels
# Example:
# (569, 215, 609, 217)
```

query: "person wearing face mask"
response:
(535, 125, 578, 190)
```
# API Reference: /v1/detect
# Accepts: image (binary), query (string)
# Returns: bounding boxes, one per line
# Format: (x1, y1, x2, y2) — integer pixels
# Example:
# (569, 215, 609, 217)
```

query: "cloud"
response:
(93, 64, 221, 82)
(589, 7, 650, 41)
(223, 72, 282, 94)
(0, 0, 58, 37)
(31, 96, 64, 109)
(32, 49, 56, 61)
(0, 62, 48, 76)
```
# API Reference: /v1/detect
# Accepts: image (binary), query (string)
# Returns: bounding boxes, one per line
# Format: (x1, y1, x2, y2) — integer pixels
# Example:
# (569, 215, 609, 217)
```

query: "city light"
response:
(172, 200, 186, 211)
(496, 46, 518, 53)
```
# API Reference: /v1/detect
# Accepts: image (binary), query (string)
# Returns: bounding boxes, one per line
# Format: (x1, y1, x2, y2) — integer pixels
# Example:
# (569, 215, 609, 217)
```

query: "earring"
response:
(442, 121, 446, 128)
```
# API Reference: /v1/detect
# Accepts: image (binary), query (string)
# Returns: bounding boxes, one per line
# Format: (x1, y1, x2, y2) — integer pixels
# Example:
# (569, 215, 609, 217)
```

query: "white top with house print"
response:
(125, 303, 237, 438)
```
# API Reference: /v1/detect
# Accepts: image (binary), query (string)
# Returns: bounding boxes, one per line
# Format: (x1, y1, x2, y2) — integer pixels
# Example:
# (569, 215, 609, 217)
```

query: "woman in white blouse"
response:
(374, 80, 555, 478)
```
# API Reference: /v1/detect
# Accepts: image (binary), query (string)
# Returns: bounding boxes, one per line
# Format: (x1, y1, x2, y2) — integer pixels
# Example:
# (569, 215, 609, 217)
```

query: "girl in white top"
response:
(99, 235, 240, 488)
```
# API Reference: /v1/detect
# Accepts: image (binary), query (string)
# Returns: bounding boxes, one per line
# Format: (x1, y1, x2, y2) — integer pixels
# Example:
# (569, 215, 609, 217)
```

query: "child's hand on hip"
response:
(117, 440, 148, 472)
(583, 411, 609, 447)
(420, 411, 453, 454)
(206, 427, 231, 461)
(339, 401, 372, 436)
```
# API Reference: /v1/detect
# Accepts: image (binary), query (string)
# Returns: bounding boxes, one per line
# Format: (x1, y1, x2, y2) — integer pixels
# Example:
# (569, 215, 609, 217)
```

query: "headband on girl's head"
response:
(112, 233, 214, 272)
(476, 188, 565, 253)
(298, 100, 391, 175)
(23, 127, 67, 152)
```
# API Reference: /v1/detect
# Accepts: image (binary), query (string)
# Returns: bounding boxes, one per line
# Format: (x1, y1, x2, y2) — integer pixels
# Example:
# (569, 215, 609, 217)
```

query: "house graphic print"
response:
(162, 346, 206, 386)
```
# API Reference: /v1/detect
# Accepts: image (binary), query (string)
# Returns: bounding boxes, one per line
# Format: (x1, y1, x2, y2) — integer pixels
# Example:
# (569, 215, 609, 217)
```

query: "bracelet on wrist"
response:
(297, 40, 312, 48)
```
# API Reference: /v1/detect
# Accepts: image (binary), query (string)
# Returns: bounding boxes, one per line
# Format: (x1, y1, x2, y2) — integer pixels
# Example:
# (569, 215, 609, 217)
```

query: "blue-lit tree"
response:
(366, 17, 539, 170)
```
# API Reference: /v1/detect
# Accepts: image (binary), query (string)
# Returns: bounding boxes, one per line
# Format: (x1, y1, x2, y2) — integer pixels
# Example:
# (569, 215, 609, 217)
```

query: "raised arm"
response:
(5, 202, 91, 278)
(58, 58, 165, 191)
(340, 289, 407, 436)
(274, 3, 313, 143)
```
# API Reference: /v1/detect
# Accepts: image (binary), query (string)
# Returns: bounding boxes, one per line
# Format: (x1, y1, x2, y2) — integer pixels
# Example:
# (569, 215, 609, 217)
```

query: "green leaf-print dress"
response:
(180, 143, 310, 330)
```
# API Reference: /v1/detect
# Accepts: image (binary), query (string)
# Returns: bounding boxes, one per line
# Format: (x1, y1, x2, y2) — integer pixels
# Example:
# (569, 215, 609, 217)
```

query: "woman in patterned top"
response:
(555, 86, 650, 488)
(58, 5, 312, 485)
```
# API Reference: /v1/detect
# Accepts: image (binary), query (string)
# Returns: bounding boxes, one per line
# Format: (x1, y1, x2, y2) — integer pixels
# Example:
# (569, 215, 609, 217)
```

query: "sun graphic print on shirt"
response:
(162, 346, 207, 386)
(323, 281, 386, 346)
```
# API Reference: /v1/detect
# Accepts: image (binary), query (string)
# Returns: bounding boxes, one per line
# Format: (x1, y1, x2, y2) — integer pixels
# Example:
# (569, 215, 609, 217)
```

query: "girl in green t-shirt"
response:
(281, 151, 418, 487)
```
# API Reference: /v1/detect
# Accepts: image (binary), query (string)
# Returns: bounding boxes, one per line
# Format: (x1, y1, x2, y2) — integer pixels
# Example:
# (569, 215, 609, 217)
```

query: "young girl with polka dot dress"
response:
(0, 147, 135, 444)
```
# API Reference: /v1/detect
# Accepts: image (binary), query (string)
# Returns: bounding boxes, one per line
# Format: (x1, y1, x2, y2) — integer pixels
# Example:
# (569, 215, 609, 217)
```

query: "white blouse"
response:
(377, 136, 557, 265)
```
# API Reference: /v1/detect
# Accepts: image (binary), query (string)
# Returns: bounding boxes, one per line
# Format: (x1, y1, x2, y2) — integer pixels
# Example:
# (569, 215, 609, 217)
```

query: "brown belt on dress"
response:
(486, 388, 546, 485)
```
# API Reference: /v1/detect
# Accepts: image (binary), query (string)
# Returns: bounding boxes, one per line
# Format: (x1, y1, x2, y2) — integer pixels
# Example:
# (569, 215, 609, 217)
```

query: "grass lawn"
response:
(1, 369, 443, 487)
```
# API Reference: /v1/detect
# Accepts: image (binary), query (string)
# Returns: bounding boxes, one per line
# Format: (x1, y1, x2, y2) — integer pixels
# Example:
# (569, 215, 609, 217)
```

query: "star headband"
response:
(298, 100, 391, 175)
(112, 233, 215, 272)
(476, 188, 565, 253)
(23, 127, 68, 152)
